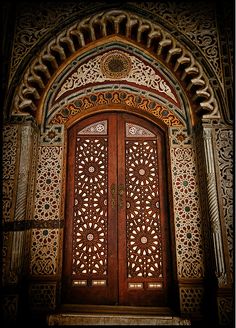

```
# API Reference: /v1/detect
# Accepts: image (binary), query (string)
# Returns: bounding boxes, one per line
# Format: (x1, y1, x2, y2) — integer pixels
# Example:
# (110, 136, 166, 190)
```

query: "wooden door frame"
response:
(61, 106, 179, 312)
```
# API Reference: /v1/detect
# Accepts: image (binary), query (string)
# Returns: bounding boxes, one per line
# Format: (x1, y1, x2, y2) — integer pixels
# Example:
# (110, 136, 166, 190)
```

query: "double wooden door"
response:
(62, 112, 172, 307)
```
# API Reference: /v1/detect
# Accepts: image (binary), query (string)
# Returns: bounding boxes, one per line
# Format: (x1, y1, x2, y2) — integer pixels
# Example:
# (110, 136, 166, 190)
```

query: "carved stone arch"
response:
(10, 9, 221, 124)
(41, 41, 188, 131)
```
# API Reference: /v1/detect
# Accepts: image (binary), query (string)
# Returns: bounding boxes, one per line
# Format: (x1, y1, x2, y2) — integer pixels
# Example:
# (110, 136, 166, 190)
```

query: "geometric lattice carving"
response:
(170, 133, 204, 278)
(2, 125, 19, 222)
(72, 137, 108, 276)
(30, 229, 59, 275)
(100, 51, 132, 79)
(78, 121, 107, 135)
(126, 123, 155, 137)
(30, 283, 56, 309)
(41, 125, 64, 145)
(169, 128, 191, 146)
(126, 140, 162, 278)
(34, 146, 63, 221)
(215, 129, 233, 280)
(180, 287, 204, 313)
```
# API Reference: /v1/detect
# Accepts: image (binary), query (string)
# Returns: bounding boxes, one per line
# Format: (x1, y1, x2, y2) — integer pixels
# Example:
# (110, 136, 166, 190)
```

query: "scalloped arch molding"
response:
(12, 9, 221, 125)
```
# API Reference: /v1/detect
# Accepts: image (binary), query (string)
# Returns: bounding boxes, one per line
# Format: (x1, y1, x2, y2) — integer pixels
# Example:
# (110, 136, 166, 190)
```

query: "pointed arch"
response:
(10, 9, 220, 125)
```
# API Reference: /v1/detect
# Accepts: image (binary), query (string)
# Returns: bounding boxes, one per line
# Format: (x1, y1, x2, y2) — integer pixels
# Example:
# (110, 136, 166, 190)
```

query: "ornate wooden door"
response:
(62, 112, 171, 307)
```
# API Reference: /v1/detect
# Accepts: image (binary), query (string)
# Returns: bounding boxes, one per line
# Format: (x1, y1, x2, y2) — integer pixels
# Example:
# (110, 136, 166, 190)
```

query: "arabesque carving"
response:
(12, 10, 218, 120)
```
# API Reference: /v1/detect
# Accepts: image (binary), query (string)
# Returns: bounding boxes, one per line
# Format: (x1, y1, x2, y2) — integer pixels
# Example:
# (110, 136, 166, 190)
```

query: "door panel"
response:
(63, 114, 118, 304)
(117, 114, 169, 306)
(62, 112, 171, 307)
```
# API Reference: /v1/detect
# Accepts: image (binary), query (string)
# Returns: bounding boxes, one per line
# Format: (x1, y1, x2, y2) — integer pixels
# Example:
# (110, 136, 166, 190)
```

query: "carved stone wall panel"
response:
(2, 125, 19, 222)
(29, 129, 64, 279)
(34, 146, 63, 221)
(9, 1, 97, 83)
(7, 231, 26, 284)
(55, 50, 178, 104)
(29, 282, 57, 310)
(41, 125, 64, 145)
(2, 232, 12, 286)
(218, 3, 234, 122)
(169, 128, 204, 278)
(26, 128, 39, 222)
(10, 9, 220, 120)
(180, 286, 204, 315)
(9, 2, 222, 88)
(30, 229, 60, 276)
(14, 125, 38, 222)
(217, 296, 233, 326)
(2, 294, 18, 324)
(193, 124, 214, 277)
(214, 128, 233, 281)
(134, 1, 222, 86)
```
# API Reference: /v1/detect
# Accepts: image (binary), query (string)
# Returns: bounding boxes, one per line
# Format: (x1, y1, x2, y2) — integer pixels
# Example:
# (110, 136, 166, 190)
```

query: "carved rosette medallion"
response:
(100, 51, 132, 79)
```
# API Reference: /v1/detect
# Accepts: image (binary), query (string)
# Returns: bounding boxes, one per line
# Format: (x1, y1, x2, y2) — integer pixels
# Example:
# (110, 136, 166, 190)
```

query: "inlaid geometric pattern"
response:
(72, 137, 108, 276)
(101, 51, 132, 79)
(180, 287, 204, 313)
(49, 91, 184, 127)
(78, 121, 107, 135)
(30, 229, 59, 275)
(41, 125, 64, 145)
(126, 140, 162, 278)
(126, 123, 155, 137)
(34, 146, 63, 221)
(170, 129, 204, 278)
(2, 125, 19, 222)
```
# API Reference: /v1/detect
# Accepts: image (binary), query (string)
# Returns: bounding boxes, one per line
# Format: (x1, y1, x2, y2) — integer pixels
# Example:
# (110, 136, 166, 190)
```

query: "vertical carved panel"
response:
(170, 128, 204, 278)
(126, 139, 162, 278)
(2, 294, 18, 324)
(2, 125, 19, 222)
(180, 287, 204, 314)
(72, 137, 108, 278)
(34, 146, 63, 221)
(30, 229, 60, 275)
(29, 282, 57, 310)
(215, 129, 233, 281)
(217, 297, 233, 326)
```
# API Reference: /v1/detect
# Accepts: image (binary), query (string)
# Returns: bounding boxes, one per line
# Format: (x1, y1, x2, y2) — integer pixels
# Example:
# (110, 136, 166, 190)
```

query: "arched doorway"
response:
(62, 111, 174, 307)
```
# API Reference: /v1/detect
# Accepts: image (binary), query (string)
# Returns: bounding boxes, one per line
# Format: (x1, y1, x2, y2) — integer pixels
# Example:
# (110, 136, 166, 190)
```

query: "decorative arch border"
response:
(11, 9, 220, 123)
(47, 90, 185, 129)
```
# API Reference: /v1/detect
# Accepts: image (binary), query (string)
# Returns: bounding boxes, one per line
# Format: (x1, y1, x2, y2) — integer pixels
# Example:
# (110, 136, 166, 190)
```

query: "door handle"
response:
(111, 184, 116, 209)
(118, 184, 125, 209)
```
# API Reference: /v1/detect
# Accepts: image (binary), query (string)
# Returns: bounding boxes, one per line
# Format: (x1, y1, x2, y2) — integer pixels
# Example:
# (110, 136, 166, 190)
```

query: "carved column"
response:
(202, 127, 226, 287)
(2, 116, 39, 324)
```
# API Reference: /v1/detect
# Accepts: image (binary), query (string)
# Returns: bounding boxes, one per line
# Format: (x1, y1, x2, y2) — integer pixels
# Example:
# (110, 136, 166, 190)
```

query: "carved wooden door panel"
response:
(62, 112, 171, 306)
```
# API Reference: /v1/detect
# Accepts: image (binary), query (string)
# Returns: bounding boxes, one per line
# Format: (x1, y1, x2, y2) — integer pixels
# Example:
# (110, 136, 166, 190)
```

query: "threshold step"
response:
(47, 313, 191, 326)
